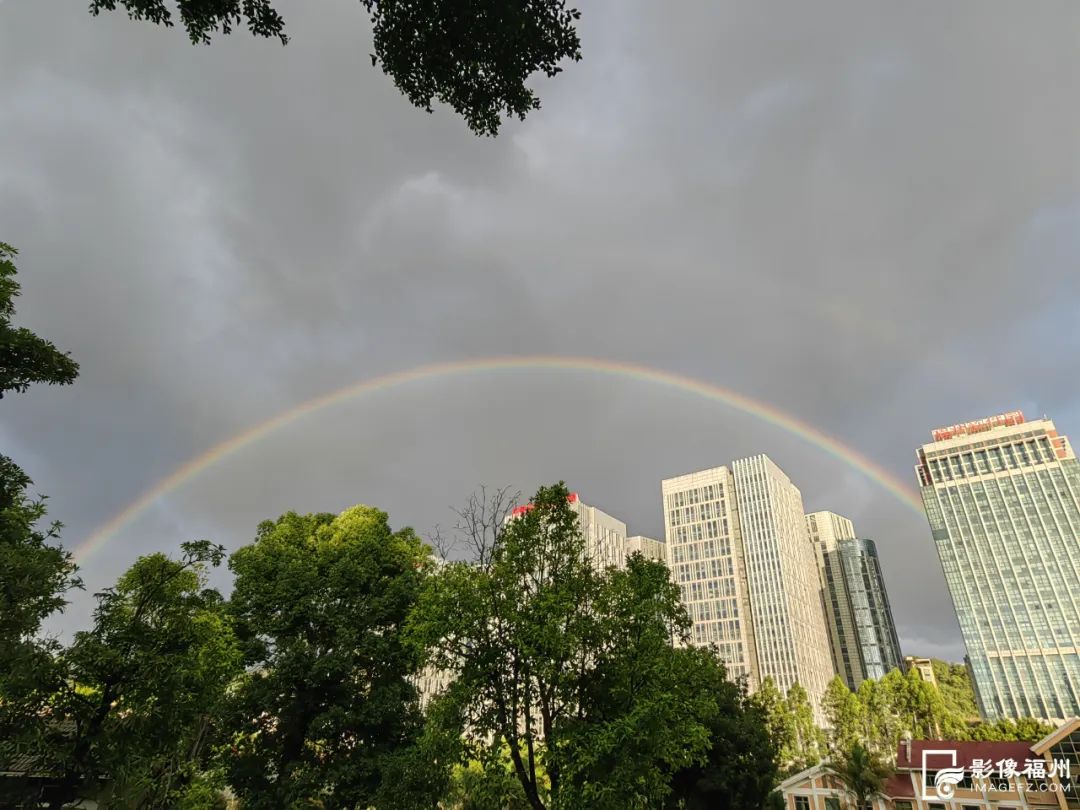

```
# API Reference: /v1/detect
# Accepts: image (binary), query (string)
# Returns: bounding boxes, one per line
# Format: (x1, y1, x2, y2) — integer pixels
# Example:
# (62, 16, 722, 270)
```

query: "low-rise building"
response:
(778, 717, 1079, 809)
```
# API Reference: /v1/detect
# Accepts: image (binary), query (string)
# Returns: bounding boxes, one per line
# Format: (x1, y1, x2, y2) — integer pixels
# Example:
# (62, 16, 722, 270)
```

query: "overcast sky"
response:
(3, 0, 1079, 661)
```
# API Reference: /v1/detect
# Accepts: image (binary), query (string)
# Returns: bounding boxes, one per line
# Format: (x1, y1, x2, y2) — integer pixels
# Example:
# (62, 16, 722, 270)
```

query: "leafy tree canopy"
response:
(664, 654, 778, 810)
(223, 505, 441, 810)
(8, 542, 241, 810)
(753, 677, 823, 776)
(0, 243, 78, 399)
(829, 742, 892, 809)
(819, 666, 1056, 760)
(822, 675, 864, 760)
(413, 483, 775, 810)
(0, 456, 80, 656)
(930, 659, 980, 721)
(0, 242, 80, 657)
(0, 241, 82, 806)
(88, 0, 583, 135)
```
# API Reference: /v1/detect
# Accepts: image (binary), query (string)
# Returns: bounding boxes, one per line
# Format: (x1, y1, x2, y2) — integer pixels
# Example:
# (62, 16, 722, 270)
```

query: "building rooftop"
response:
(930, 411, 1026, 442)
(895, 739, 1035, 771)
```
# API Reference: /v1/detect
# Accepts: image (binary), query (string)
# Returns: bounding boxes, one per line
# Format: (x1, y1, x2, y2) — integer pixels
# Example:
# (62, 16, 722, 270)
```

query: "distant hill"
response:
(929, 658, 980, 721)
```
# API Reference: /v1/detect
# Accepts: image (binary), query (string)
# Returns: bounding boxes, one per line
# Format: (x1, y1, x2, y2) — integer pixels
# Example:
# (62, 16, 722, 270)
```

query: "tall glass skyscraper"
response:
(916, 411, 1080, 722)
(835, 537, 903, 682)
(808, 511, 862, 689)
(808, 511, 903, 689)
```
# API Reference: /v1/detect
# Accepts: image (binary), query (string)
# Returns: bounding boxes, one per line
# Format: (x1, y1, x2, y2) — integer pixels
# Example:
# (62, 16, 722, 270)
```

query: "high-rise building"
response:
(662, 456, 833, 721)
(732, 456, 834, 717)
(808, 511, 904, 689)
(808, 511, 863, 688)
(836, 537, 903, 682)
(662, 466, 758, 685)
(510, 492, 627, 570)
(627, 535, 665, 561)
(915, 411, 1080, 723)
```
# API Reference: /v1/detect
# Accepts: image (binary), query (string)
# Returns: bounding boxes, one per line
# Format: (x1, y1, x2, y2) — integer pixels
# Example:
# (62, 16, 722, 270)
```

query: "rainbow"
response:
(75, 355, 924, 563)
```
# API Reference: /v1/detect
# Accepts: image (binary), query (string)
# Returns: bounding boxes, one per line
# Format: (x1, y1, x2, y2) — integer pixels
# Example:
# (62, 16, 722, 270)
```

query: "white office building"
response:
(662, 456, 834, 720)
(627, 535, 666, 561)
(731, 456, 833, 719)
(510, 492, 627, 570)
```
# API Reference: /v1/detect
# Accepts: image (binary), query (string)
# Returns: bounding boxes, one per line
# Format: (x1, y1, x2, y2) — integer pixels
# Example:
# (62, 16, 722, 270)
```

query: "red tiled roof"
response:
(883, 774, 915, 798)
(895, 739, 1035, 771)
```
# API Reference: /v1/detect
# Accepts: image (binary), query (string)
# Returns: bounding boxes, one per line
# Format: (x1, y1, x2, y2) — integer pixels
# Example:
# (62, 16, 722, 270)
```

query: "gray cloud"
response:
(3, 0, 1080, 660)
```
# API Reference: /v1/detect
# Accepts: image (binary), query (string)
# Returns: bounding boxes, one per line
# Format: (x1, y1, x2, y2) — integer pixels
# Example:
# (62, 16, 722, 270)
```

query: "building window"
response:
(794, 797, 810, 810)
(825, 799, 841, 810)
(894, 803, 912, 810)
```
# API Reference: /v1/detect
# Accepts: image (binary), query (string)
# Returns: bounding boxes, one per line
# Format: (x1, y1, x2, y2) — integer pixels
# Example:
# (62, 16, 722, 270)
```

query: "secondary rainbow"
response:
(76, 355, 924, 563)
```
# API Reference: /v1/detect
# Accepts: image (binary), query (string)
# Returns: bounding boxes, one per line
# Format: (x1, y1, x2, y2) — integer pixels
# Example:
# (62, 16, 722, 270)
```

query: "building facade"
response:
(915, 411, 1080, 723)
(779, 719, 1079, 810)
(732, 456, 833, 719)
(808, 511, 903, 689)
(661, 465, 759, 685)
(836, 536, 903, 682)
(662, 456, 833, 719)
(808, 510, 863, 689)
(574, 496, 628, 570)
(509, 492, 628, 570)
(905, 656, 938, 687)
(626, 535, 666, 561)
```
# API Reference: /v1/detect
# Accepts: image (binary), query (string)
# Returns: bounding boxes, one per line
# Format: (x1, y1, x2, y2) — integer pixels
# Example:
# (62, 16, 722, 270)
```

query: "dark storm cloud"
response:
(3, 0, 1079, 660)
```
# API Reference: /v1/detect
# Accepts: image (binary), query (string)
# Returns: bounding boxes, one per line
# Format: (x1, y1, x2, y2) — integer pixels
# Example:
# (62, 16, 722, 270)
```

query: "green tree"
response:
(0, 242, 80, 660)
(968, 717, 1055, 742)
(753, 677, 798, 774)
(0, 457, 80, 680)
(821, 676, 864, 758)
(558, 558, 723, 808)
(930, 659, 980, 721)
(223, 505, 440, 809)
(88, 0, 582, 136)
(0, 242, 82, 806)
(411, 482, 596, 810)
(786, 683, 825, 769)
(828, 742, 892, 810)
(664, 656, 778, 810)
(0, 242, 79, 399)
(831, 663, 1054, 757)
(866, 669, 911, 753)
(444, 745, 536, 810)
(31, 542, 241, 810)
(0, 460, 80, 807)
(413, 484, 740, 810)
(884, 667, 948, 741)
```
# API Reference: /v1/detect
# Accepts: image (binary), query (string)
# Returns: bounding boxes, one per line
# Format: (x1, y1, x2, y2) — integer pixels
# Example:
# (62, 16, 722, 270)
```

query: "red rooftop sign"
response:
(510, 492, 578, 517)
(932, 411, 1025, 442)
